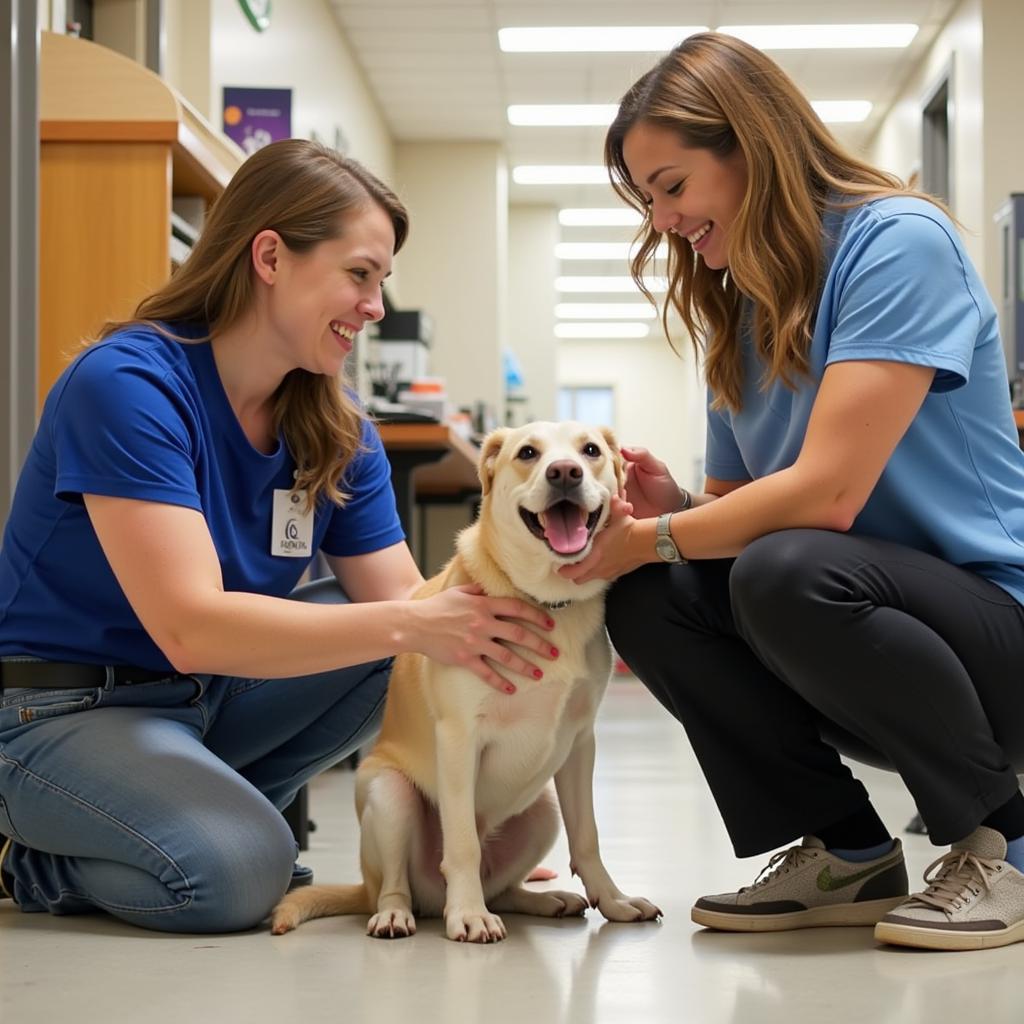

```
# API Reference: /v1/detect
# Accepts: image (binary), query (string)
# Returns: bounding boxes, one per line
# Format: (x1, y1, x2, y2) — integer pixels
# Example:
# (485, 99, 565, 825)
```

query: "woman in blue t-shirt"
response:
(0, 139, 557, 933)
(563, 32, 1024, 952)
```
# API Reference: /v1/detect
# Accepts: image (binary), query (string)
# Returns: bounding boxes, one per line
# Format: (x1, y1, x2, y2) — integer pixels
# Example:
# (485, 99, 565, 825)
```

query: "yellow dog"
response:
(271, 421, 661, 942)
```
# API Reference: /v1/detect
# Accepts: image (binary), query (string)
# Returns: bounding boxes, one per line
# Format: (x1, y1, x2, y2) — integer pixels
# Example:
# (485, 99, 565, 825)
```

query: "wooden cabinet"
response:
(38, 31, 243, 409)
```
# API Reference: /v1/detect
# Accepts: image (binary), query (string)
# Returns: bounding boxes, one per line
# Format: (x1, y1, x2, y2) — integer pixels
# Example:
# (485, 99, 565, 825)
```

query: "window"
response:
(557, 386, 615, 427)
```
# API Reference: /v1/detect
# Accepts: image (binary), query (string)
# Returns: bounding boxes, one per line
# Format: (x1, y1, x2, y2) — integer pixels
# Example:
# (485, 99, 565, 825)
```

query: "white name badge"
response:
(271, 489, 314, 557)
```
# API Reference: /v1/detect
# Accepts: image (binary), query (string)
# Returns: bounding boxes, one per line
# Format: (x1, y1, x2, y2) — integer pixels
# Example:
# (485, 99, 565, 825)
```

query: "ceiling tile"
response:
(326, 0, 959, 199)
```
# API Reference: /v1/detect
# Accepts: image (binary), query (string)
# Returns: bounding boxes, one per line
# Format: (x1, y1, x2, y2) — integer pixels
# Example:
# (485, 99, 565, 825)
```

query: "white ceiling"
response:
(328, 0, 958, 211)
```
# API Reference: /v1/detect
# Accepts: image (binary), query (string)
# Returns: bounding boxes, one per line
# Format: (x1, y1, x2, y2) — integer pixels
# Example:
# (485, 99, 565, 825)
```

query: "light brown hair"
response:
(96, 139, 408, 506)
(605, 32, 945, 412)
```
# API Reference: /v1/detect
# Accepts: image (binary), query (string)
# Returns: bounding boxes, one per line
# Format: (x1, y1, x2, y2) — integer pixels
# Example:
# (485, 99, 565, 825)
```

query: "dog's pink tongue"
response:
(542, 503, 588, 554)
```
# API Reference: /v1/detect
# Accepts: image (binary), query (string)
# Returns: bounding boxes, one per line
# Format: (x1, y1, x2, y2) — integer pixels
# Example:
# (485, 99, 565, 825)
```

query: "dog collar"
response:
(542, 599, 573, 610)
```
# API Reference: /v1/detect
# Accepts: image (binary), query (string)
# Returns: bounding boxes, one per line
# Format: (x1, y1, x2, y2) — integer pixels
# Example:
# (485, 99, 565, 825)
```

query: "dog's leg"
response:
(554, 728, 662, 923)
(490, 885, 589, 918)
(435, 720, 506, 942)
(361, 768, 420, 939)
(487, 789, 589, 919)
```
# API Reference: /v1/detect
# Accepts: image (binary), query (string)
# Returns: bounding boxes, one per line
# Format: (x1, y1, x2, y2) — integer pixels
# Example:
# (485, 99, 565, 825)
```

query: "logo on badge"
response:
(273, 486, 311, 555)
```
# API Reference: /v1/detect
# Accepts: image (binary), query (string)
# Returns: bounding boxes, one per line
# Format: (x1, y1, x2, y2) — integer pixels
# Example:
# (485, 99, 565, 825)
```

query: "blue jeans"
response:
(0, 578, 390, 933)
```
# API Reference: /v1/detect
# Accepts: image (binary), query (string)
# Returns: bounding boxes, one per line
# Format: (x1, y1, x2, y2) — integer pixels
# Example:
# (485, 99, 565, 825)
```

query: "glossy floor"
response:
(2, 680, 1022, 1024)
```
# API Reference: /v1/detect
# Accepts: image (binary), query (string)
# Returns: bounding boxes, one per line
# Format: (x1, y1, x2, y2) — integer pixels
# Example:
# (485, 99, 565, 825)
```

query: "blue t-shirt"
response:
(705, 196, 1024, 605)
(0, 325, 405, 669)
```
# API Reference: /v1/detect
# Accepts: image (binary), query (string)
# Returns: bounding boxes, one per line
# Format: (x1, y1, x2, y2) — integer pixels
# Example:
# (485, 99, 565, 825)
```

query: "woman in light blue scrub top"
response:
(568, 31, 1024, 953)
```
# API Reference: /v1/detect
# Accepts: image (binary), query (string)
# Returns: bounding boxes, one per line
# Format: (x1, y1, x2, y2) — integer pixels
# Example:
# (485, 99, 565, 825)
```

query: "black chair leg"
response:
(283, 785, 310, 851)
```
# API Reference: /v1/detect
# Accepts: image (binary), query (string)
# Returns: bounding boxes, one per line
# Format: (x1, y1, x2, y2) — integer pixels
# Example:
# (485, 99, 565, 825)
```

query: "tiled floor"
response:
(2, 680, 1023, 1023)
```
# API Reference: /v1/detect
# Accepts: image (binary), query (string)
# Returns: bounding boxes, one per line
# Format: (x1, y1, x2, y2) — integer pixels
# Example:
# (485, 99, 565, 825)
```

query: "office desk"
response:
(378, 423, 481, 567)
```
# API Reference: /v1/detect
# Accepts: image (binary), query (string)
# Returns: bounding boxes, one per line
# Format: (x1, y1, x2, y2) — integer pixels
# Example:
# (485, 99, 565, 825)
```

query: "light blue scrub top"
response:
(704, 196, 1024, 606)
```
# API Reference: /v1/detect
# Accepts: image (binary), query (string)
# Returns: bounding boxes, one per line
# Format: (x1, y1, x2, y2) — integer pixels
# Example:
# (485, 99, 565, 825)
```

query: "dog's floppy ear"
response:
(478, 428, 511, 496)
(600, 427, 627, 495)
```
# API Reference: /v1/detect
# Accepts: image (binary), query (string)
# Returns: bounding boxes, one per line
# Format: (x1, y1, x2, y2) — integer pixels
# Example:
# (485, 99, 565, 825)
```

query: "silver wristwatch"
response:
(655, 513, 685, 563)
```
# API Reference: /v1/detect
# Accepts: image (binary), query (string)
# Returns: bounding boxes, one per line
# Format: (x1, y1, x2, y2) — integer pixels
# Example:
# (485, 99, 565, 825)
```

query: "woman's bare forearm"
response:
(159, 590, 423, 677)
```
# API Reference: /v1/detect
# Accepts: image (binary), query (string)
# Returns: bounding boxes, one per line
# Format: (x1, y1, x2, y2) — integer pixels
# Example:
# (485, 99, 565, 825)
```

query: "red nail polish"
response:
(547, 618, 555, 628)
(533, 669, 543, 679)
(505, 684, 516, 694)
(550, 646, 559, 657)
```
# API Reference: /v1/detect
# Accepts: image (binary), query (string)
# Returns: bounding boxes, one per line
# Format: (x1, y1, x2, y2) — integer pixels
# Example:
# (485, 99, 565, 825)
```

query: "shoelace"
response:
(743, 845, 818, 892)
(904, 849, 1004, 916)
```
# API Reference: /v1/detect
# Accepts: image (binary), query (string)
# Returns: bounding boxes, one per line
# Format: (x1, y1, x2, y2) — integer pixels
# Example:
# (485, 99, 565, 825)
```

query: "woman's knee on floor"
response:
(159, 808, 296, 933)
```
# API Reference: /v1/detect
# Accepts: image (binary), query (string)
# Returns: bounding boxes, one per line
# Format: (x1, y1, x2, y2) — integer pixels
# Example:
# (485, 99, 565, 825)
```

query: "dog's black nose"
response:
(546, 460, 583, 488)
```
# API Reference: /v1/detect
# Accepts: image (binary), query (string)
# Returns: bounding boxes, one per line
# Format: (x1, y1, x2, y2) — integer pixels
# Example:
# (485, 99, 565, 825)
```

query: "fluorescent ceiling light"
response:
(556, 242, 669, 260)
(513, 165, 609, 185)
(508, 104, 619, 126)
(499, 26, 707, 52)
(811, 100, 873, 123)
(499, 23, 915, 52)
(556, 303, 657, 320)
(719, 24, 918, 49)
(514, 99, 872, 131)
(560, 208, 643, 227)
(555, 323, 651, 339)
(556, 276, 667, 293)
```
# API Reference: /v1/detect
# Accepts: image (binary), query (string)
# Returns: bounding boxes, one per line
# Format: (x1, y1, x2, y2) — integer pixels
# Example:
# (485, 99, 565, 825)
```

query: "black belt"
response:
(0, 660, 178, 691)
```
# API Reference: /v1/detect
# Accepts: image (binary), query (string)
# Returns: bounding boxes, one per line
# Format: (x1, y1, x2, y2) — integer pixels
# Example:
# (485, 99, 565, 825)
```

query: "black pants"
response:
(606, 529, 1024, 857)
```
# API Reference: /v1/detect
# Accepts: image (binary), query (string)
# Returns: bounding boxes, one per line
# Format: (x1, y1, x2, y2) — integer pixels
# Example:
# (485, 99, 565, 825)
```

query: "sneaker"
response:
(692, 836, 908, 932)
(875, 826, 1024, 950)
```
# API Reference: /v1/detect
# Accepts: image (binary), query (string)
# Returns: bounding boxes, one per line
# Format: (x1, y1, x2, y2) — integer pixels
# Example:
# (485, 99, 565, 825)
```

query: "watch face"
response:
(655, 538, 679, 562)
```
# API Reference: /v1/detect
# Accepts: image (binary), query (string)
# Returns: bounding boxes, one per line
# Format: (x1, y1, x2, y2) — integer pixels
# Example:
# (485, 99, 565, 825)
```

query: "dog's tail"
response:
(270, 883, 372, 935)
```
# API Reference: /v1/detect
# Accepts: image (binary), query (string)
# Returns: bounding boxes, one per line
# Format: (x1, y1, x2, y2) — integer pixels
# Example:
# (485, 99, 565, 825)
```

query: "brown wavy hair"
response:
(96, 139, 408, 507)
(605, 32, 945, 412)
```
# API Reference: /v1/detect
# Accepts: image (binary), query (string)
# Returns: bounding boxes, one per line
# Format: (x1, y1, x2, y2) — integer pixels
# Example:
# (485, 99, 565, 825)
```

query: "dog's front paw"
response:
(445, 906, 507, 943)
(593, 894, 663, 923)
(368, 908, 417, 939)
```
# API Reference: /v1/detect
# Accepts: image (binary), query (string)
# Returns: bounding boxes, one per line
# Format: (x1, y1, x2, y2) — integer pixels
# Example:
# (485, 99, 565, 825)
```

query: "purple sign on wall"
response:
(222, 87, 292, 156)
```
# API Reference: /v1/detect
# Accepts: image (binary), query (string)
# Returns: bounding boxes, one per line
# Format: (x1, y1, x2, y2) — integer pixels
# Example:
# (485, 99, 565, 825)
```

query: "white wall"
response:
(165, 0, 212, 126)
(508, 205, 559, 423)
(869, 0, 984, 269)
(557, 334, 706, 492)
(979, 0, 1024, 308)
(393, 141, 508, 419)
(870, 0, 1024, 304)
(165, 0, 395, 186)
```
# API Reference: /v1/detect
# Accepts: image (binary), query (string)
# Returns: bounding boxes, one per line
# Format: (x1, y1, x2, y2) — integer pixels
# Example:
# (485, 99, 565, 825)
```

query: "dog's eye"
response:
(516, 445, 538, 461)
(581, 443, 601, 458)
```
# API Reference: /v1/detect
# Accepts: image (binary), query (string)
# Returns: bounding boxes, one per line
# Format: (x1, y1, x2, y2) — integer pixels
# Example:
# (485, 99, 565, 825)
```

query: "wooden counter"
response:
(37, 31, 244, 409)
(378, 423, 481, 496)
